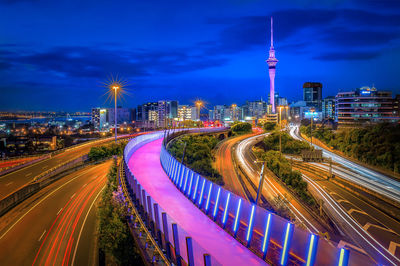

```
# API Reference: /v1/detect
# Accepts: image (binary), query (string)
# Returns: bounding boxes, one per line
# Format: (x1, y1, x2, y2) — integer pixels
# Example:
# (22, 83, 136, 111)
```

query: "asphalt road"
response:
(0, 134, 136, 199)
(0, 161, 111, 266)
(289, 125, 400, 203)
(234, 134, 329, 235)
(214, 134, 255, 200)
(286, 125, 400, 264)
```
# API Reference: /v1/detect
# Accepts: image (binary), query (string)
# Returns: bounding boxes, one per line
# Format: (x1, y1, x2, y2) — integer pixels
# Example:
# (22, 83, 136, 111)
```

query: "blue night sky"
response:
(1, 0, 400, 111)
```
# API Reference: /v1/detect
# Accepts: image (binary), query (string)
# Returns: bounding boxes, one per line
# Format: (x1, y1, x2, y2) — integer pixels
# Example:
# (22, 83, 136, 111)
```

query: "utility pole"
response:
(310, 108, 315, 147)
(255, 161, 266, 206)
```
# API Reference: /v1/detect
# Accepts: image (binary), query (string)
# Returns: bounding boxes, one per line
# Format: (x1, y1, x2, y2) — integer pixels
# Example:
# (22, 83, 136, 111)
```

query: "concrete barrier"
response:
(0, 155, 87, 217)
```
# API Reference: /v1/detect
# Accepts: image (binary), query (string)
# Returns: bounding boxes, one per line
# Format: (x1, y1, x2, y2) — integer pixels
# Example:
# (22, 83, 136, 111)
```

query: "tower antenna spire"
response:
(271, 17, 273, 48)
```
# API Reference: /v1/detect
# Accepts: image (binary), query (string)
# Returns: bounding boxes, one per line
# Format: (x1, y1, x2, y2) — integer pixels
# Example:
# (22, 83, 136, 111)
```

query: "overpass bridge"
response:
(121, 130, 374, 265)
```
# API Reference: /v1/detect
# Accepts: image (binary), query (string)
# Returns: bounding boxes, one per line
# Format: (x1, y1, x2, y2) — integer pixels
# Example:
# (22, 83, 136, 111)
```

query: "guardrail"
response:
(123, 132, 222, 266)
(0, 155, 87, 216)
(160, 134, 374, 265)
(0, 155, 50, 177)
(118, 159, 169, 265)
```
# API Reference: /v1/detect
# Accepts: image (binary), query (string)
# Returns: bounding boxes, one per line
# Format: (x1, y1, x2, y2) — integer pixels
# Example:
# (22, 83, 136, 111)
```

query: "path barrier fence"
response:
(159, 133, 374, 266)
(123, 132, 222, 265)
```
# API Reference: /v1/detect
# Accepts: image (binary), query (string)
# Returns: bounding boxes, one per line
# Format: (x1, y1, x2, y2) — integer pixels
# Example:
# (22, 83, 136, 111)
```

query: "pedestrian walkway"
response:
(127, 137, 266, 265)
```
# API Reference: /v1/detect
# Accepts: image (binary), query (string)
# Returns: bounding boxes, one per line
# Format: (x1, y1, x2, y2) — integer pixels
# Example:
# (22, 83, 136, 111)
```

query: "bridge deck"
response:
(128, 137, 265, 265)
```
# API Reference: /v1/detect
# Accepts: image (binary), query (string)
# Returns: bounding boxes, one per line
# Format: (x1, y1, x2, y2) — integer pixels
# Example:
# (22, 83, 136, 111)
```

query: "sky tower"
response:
(267, 17, 278, 113)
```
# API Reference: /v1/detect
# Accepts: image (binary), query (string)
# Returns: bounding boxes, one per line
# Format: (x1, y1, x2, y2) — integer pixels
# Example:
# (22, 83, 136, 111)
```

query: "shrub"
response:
(263, 122, 276, 132)
(231, 122, 252, 135)
(168, 135, 224, 185)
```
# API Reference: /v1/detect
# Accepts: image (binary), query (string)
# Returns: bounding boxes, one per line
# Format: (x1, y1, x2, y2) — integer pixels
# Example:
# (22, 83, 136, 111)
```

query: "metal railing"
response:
(160, 133, 374, 266)
(123, 133, 221, 266)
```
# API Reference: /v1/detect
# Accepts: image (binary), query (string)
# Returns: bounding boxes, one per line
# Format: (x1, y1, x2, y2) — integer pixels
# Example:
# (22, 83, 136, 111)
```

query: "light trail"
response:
(289, 125, 400, 203)
(302, 173, 400, 265)
(235, 134, 319, 233)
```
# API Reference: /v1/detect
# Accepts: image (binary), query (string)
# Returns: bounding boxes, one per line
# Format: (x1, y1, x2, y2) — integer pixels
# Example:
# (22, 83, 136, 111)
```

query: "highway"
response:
(234, 134, 329, 235)
(236, 132, 400, 264)
(214, 133, 255, 200)
(289, 125, 400, 203)
(0, 134, 136, 199)
(293, 162, 400, 260)
(0, 161, 110, 265)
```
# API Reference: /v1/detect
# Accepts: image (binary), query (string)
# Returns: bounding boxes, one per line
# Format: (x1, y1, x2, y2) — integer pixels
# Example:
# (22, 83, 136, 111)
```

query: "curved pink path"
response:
(128, 137, 266, 265)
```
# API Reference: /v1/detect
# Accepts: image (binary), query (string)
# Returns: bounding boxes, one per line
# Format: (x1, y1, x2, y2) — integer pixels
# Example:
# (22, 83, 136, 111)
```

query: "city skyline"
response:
(1, 1, 400, 111)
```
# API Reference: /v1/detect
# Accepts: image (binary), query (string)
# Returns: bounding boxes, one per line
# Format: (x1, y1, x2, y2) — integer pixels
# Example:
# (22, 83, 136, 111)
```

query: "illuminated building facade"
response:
(335, 86, 399, 125)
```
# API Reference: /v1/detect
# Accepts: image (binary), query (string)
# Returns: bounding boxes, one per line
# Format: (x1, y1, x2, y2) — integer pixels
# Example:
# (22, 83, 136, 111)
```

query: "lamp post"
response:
(195, 100, 203, 127)
(310, 108, 315, 146)
(112, 85, 120, 143)
(278, 106, 283, 154)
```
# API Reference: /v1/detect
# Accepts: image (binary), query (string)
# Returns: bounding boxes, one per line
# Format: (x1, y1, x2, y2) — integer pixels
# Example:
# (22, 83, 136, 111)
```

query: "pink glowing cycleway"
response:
(128, 137, 265, 265)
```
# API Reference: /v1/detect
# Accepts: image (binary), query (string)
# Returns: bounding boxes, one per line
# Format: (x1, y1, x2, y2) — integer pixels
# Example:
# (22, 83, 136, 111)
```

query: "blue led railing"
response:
(123, 132, 221, 266)
(160, 134, 373, 266)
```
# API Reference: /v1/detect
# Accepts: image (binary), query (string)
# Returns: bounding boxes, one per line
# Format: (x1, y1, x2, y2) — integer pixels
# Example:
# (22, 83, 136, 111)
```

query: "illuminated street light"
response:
(102, 75, 128, 143)
(310, 108, 315, 146)
(112, 85, 120, 143)
(195, 100, 203, 122)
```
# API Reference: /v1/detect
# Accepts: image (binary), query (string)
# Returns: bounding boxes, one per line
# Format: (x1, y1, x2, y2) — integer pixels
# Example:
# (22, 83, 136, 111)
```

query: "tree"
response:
(263, 122, 276, 132)
(231, 122, 252, 135)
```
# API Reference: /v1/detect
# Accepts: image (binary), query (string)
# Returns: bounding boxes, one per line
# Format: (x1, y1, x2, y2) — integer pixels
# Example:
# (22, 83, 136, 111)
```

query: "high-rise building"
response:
(303, 82, 322, 111)
(243, 100, 268, 119)
(178, 105, 193, 121)
(91, 108, 108, 130)
(267, 17, 278, 114)
(136, 102, 158, 128)
(322, 96, 335, 119)
(107, 107, 131, 125)
(158, 100, 178, 127)
(335, 86, 399, 125)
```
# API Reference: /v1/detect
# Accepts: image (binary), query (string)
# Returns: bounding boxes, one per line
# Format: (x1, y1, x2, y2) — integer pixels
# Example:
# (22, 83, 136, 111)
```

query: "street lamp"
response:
(112, 85, 120, 143)
(195, 100, 203, 123)
(278, 106, 283, 154)
(310, 108, 315, 146)
(278, 105, 289, 153)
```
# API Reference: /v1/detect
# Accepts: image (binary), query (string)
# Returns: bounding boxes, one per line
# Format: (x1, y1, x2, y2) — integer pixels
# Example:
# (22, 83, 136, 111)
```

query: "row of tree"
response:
(88, 141, 127, 161)
(263, 131, 312, 154)
(97, 161, 143, 265)
(231, 122, 252, 135)
(301, 123, 400, 173)
(168, 135, 224, 185)
(254, 149, 316, 207)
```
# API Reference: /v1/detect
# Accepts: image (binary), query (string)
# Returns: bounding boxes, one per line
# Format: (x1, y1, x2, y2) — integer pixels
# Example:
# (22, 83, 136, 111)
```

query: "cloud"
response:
(314, 51, 380, 61)
(0, 46, 229, 80)
(206, 8, 400, 61)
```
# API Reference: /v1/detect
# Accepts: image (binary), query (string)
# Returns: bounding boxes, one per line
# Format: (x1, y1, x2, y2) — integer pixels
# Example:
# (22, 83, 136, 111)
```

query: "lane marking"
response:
(26, 172, 32, 177)
(70, 193, 76, 199)
(82, 183, 87, 188)
(38, 230, 46, 242)
(363, 222, 395, 234)
(337, 199, 350, 204)
(348, 208, 368, 215)
(71, 185, 105, 266)
(5, 182, 13, 186)
(57, 208, 63, 215)
(389, 242, 400, 256)
(0, 164, 104, 240)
